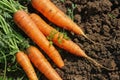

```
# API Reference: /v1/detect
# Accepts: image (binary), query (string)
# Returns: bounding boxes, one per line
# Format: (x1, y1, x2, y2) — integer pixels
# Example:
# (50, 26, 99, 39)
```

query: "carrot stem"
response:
(0, 51, 7, 80)
(1, 0, 64, 68)
(0, 15, 38, 80)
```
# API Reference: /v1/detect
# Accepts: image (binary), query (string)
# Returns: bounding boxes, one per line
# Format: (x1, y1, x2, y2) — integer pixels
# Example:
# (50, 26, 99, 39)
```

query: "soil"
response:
(0, 0, 119, 80)
(38, 0, 120, 80)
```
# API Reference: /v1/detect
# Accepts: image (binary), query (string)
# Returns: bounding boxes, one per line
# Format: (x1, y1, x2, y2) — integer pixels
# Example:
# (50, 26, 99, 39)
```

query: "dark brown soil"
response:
(39, 0, 120, 80)
(0, 0, 119, 80)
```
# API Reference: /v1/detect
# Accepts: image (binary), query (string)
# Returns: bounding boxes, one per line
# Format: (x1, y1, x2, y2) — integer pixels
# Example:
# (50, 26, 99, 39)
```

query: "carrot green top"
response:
(0, 0, 27, 13)
(0, 15, 19, 53)
(0, 14, 30, 79)
(0, 14, 29, 57)
(0, 1, 29, 79)
(0, 0, 29, 53)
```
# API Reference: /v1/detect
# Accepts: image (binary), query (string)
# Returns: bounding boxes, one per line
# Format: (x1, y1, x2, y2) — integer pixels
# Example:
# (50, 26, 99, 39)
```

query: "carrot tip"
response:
(85, 55, 114, 71)
(82, 34, 104, 46)
(82, 34, 96, 44)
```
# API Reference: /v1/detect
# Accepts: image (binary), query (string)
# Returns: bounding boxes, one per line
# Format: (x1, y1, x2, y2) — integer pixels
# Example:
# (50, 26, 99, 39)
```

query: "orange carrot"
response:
(27, 46, 62, 80)
(31, 0, 91, 40)
(0, 0, 64, 68)
(30, 13, 113, 70)
(13, 10, 64, 68)
(30, 13, 80, 56)
(0, 14, 38, 80)
(16, 51, 38, 80)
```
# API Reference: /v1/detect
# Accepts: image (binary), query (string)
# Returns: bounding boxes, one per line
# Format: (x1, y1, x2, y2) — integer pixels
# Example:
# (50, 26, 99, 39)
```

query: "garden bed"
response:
(0, 0, 120, 80)
(47, 0, 120, 80)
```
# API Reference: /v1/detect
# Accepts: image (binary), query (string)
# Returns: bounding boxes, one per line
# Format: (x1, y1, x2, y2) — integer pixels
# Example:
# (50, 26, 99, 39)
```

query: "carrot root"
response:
(27, 46, 62, 80)
(13, 10, 64, 68)
(29, 13, 113, 71)
(31, 0, 96, 44)
(84, 55, 114, 71)
(16, 51, 38, 80)
(82, 33, 99, 45)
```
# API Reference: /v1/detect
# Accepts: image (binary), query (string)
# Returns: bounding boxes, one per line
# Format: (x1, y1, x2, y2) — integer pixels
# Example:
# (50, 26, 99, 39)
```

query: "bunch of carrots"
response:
(0, 12, 62, 80)
(0, 0, 114, 80)
(0, 14, 62, 80)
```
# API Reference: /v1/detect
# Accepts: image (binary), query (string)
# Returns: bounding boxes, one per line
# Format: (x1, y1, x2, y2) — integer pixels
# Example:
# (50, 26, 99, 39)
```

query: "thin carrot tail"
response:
(82, 34, 96, 44)
(82, 33, 103, 46)
(85, 55, 114, 71)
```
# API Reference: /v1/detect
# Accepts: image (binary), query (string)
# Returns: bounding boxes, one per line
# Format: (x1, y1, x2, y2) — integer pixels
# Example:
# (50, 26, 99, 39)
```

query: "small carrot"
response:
(16, 51, 38, 80)
(0, 0, 64, 68)
(30, 13, 114, 70)
(0, 15, 38, 80)
(27, 46, 62, 80)
(31, 0, 94, 43)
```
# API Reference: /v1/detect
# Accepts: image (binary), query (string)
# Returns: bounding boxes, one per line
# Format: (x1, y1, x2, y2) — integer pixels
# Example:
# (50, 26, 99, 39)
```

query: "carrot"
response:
(31, 0, 95, 43)
(27, 46, 62, 80)
(30, 13, 114, 70)
(1, 12, 61, 79)
(0, 0, 64, 68)
(0, 15, 38, 80)
(16, 51, 38, 80)
(14, 10, 64, 68)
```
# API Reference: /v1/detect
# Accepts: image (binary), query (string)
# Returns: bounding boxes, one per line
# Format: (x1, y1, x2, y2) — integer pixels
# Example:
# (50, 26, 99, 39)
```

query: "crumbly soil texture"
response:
(1, 0, 119, 80)
(39, 0, 120, 80)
